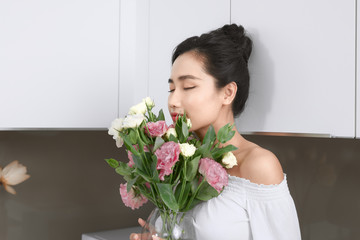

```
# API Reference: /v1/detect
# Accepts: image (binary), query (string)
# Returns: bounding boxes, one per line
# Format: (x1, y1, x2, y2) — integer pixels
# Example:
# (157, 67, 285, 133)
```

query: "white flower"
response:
(165, 127, 177, 139)
(186, 118, 192, 129)
(122, 114, 145, 129)
(0, 160, 30, 194)
(108, 118, 124, 139)
(108, 118, 124, 147)
(128, 102, 147, 115)
(222, 152, 238, 169)
(179, 143, 196, 157)
(128, 97, 155, 115)
(115, 137, 124, 148)
(143, 97, 155, 109)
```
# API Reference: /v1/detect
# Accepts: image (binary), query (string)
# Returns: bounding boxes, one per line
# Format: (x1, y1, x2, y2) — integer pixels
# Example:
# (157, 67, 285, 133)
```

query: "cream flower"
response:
(186, 118, 192, 129)
(0, 160, 30, 194)
(128, 101, 147, 115)
(165, 127, 177, 139)
(115, 137, 124, 148)
(143, 97, 155, 109)
(108, 118, 124, 139)
(179, 143, 196, 157)
(222, 152, 238, 169)
(108, 118, 124, 148)
(128, 97, 155, 115)
(122, 114, 145, 129)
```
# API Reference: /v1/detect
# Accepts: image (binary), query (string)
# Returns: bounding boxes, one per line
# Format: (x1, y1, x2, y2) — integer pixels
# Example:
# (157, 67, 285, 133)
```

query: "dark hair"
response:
(172, 24, 252, 117)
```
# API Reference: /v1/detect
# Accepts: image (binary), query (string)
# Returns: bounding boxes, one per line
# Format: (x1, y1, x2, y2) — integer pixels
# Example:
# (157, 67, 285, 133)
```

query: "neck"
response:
(195, 108, 245, 149)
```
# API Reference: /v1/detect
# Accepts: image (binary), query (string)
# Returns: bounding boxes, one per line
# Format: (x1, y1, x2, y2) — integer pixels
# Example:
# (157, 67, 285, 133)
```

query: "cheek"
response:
(185, 91, 221, 125)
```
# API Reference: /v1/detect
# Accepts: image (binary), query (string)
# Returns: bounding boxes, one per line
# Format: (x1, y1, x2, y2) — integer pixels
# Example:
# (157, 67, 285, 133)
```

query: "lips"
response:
(171, 113, 183, 122)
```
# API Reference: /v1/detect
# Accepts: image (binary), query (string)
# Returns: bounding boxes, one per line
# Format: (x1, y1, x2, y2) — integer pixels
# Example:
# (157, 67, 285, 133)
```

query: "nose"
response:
(168, 89, 181, 110)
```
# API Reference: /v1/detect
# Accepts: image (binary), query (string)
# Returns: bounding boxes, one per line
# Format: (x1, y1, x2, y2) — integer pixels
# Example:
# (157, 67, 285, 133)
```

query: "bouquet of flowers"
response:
(106, 97, 238, 239)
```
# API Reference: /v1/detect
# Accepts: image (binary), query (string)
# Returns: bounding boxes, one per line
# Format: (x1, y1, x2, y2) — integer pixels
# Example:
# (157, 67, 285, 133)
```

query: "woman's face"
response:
(168, 51, 224, 133)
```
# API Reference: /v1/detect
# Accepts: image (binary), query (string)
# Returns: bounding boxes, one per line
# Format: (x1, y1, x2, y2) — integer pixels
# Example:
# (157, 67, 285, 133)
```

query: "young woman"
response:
(130, 24, 301, 240)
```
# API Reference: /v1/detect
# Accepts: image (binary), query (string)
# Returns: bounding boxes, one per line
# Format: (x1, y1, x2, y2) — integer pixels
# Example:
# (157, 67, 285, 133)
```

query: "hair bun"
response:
(221, 24, 252, 64)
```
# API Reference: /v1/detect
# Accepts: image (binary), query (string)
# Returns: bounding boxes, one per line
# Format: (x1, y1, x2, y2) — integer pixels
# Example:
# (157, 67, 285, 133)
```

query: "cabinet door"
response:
(147, 0, 230, 121)
(232, 0, 356, 138)
(0, 0, 119, 129)
(118, 0, 149, 117)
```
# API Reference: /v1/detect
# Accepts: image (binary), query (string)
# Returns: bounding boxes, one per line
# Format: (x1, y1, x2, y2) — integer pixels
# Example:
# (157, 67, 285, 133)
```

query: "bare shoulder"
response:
(236, 143, 284, 185)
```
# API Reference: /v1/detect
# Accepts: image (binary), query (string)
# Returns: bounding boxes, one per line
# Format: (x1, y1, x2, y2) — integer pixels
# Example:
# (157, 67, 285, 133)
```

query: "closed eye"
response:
(184, 86, 196, 90)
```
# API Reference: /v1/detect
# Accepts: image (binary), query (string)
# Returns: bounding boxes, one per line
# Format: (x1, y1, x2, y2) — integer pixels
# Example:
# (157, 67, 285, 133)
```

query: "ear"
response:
(223, 82, 237, 105)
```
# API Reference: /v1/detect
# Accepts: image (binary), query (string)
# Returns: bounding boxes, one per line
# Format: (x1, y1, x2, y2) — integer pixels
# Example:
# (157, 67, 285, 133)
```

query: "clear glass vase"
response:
(141, 208, 196, 240)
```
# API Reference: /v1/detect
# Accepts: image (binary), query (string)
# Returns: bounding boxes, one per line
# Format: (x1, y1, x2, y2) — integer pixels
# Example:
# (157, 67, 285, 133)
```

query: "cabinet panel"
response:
(232, 0, 355, 137)
(0, 0, 119, 129)
(147, 0, 230, 121)
(118, 0, 149, 117)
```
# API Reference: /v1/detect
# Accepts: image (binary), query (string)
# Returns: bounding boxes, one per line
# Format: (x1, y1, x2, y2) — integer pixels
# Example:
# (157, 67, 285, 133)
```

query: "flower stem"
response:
(184, 178, 206, 211)
(178, 162, 187, 208)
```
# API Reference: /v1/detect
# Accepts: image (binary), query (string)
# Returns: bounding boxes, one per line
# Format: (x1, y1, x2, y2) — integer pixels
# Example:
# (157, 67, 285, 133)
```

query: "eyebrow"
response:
(168, 75, 202, 83)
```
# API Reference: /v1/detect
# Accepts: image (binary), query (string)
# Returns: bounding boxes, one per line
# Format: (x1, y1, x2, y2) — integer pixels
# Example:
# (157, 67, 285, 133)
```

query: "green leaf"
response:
(217, 123, 235, 143)
(179, 182, 191, 209)
(174, 181, 184, 201)
(185, 156, 200, 181)
(126, 176, 139, 192)
(153, 136, 165, 152)
(128, 129, 138, 145)
(169, 134, 178, 142)
(150, 155, 159, 181)
(138, 139, 145, 154)
(142, 152, 153, 176)
(190, 178, 199, 194)
(175, 115, 189, 143)
(211, 144, 238, 160)
(115, 162, 132, 176)
(138, 126, 151, 145)
(156, 183, 179, 211)
(203, 125, 216, 145)
(148, 111, 157, 122)
(105, 158, 119, 169)
(181, 121, 189, 142)
(119, 132, 137, 154)
(135, 168, 151, 182)
(195, 142, 212, 158)
(132, 154, 144, 171)
(124, 175, 133, 182)
(157, 109, 165, 121)
(196, 181, 220, 201)
(175, 121, 183, 142)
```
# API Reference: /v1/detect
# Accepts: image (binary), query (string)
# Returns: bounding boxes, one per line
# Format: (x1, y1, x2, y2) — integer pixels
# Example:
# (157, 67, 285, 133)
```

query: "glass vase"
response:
(141, 208, 196, 240)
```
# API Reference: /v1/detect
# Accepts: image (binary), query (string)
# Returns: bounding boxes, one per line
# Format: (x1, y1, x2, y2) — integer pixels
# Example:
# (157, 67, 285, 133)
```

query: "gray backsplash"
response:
(0, 131, 359, 240)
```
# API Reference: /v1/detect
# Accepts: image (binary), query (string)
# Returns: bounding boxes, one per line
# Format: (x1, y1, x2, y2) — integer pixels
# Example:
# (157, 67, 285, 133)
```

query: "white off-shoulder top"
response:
(189, 174, 301, 240)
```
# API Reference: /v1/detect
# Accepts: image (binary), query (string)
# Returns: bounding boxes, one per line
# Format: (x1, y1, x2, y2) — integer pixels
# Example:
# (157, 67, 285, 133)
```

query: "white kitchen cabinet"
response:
(232, 0, 356, 138)
(118, 0, 149, 117)
(0, 0, 119, 129)
(146, 0, 230, 121)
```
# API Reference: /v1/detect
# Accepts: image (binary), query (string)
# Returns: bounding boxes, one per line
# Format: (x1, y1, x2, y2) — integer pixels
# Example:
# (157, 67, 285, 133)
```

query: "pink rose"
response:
(155, 141, 180, 181)
(127, 150, 135, 167)
(127, 145, 149, 167)
(145, 121, 168, 137)
(199, 158, 228, 193)
(119, 183, 148, 210)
